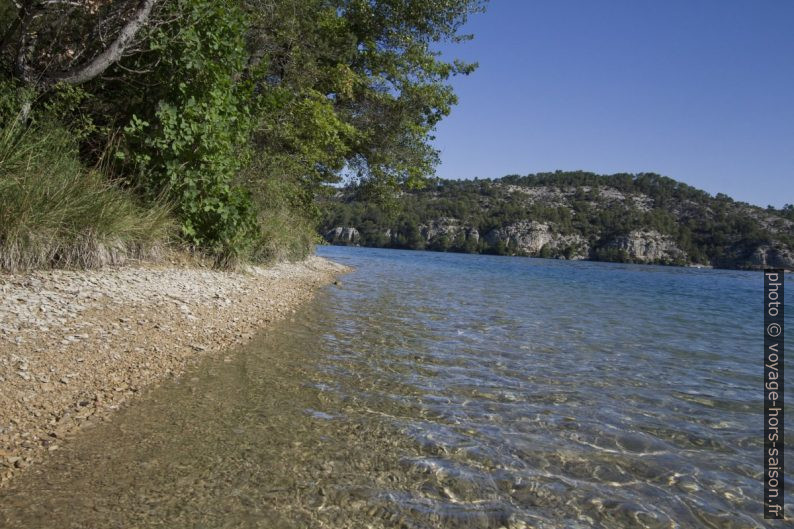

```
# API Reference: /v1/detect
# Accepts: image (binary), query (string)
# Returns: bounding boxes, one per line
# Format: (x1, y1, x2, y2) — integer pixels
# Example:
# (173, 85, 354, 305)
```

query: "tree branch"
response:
(44, 0, 156, 86)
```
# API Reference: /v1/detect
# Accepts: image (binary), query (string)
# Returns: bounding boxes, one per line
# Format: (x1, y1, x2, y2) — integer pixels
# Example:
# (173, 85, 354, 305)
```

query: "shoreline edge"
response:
(0, 256, 351, 487)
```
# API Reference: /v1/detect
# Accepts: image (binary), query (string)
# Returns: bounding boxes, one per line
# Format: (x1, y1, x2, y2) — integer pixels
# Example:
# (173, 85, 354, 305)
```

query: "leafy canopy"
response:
(0, 0, 486, 259)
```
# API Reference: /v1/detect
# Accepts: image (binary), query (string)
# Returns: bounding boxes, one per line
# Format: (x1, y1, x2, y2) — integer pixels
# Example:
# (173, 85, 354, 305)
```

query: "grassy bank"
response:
(0, 120, 319, 272)
(0, 123, 173, 272)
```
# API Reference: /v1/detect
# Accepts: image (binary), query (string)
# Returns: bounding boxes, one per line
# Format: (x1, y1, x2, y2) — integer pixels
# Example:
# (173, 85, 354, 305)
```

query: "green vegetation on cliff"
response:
(320, 172, 794, 269)
(0, 0, 484, 270)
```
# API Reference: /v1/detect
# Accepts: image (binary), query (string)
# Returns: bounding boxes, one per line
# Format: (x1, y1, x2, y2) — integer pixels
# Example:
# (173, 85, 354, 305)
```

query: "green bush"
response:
(122, 0, 257, 260)
(252, 208, 317, 264)
(0, 123, 174, 271)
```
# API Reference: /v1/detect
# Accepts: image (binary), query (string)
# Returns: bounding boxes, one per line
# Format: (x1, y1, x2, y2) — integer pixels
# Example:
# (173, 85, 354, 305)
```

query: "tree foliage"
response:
(0, 0, 485, 260)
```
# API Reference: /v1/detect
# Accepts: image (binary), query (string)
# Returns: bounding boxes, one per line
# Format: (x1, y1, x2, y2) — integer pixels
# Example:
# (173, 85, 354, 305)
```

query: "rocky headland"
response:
(320, 172, 794, 270)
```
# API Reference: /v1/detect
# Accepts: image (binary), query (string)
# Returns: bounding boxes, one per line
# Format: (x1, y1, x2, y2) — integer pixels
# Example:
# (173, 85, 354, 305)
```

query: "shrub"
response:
(121, 0, 257, 260)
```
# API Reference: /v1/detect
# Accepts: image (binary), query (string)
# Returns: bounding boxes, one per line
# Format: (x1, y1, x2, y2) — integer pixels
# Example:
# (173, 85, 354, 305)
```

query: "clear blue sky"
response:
(432, 0, 794, 208)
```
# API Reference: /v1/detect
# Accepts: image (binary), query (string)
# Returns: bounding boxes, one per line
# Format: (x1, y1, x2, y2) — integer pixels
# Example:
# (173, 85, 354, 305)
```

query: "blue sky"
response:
(432, 0, 794, 207)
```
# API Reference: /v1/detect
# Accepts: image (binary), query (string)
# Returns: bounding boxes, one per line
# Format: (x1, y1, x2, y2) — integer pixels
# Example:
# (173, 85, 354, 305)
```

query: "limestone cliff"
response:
(325, 227, 360, 245)
(603, 230, 687, 263)
(320, 172, 794, 270)
(483, 221, 589, 259)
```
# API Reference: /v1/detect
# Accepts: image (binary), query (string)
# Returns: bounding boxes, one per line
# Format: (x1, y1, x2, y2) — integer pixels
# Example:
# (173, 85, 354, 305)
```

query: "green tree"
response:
(1, 0, 488, 262)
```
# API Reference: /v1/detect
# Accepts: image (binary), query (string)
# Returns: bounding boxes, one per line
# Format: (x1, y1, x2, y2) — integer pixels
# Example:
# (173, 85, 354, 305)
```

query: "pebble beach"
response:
(0, 256, 349, 487)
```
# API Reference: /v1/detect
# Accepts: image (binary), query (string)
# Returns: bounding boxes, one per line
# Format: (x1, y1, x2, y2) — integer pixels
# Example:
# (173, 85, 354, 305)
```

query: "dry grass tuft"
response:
(0, 122, 174, 272)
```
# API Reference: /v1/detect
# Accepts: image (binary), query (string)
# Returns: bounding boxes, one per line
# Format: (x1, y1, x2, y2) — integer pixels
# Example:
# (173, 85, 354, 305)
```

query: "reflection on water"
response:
(1, 246, 791, 528)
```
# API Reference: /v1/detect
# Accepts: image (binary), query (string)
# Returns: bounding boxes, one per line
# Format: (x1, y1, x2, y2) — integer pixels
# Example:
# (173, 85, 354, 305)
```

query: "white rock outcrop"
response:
(604, 230, 686, 263)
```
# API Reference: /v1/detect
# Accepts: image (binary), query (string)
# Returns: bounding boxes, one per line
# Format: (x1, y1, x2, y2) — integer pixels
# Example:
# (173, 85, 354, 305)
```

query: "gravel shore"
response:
(0, 256, 349, 487)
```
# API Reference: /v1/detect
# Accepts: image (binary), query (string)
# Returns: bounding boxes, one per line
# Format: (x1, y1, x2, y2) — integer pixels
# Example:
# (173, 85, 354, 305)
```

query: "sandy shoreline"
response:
(0, 256, 350, 487)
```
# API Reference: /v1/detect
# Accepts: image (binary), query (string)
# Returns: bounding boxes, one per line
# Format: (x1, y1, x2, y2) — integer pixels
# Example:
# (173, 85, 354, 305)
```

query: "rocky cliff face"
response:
(483, 221, 589, 259)
(419, 218, 479, 245)
(745, 245, 794, 270)
(604, 230, 687, 263)
(320, 173, 794, 270)
(325, 227, 360, 245)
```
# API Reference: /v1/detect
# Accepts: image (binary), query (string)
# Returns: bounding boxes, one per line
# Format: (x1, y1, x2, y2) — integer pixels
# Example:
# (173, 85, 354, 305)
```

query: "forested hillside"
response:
(320, 172, 794, 269)
(0, 0, 484, 270)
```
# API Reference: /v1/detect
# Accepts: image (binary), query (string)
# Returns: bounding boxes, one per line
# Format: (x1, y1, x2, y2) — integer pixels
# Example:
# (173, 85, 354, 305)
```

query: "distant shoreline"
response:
(320, 173, 794, 271)
(321, 243, 793, 272)
(0, 256, 350, 487)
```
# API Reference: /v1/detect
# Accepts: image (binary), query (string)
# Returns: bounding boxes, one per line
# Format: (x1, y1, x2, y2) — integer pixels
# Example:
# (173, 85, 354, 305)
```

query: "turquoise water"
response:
(1, 246, 791, 528)
(312, 246, 792, 527)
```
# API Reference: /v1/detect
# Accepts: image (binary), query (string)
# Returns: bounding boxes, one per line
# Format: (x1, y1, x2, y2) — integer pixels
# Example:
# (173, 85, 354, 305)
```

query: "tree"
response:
(1, 0, 488, 259)
(241, 0, 485, 198)
(2, 0, 159, 119)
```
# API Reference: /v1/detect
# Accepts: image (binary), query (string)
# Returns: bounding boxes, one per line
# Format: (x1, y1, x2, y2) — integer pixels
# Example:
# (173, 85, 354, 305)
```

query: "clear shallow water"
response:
(1, 247, 791, 528)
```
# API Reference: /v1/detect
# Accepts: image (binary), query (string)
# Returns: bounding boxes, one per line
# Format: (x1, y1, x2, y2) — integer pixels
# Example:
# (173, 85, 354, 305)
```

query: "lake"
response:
(1, 246, 790, 528)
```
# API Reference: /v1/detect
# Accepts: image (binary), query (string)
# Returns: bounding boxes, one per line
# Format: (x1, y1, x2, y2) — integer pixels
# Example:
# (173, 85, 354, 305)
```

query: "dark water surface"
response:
(1, 246, 791, 528)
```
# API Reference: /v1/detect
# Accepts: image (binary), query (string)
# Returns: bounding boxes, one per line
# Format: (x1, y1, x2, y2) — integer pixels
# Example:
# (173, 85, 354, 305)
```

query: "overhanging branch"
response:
(43, 0, 156, 86)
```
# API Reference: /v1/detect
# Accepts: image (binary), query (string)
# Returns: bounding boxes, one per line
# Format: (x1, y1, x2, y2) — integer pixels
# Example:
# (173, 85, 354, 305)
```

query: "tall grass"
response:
(252, 207, 317, 264)
(0, 122, 174, 272)
(247, 177, 318, 264)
